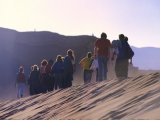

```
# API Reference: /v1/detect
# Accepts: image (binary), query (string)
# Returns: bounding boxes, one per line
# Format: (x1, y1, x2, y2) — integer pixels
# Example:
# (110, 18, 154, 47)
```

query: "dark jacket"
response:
(52, 61, 64, 74)
(64, 56, 73, 74)
(117, 40, 134, 60)
(28, 70, 40, 86)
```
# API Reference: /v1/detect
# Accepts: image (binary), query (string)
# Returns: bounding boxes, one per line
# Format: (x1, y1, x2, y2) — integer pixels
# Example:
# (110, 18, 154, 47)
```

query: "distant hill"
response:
(132, 46, 160, 70)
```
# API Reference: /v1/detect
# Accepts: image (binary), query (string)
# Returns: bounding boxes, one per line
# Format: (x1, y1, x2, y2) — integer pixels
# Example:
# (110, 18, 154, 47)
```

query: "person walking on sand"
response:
(28, 65, 41, 95)
(113, 34, 134, 81)
(45, 59, 54, 91)
(40, 59, 48, 93)
(90, 55, 99, 82)
(52, 55, 64, 90)
(80, 52, 93, 84)
(16, 66, 26, 98)
(124, 36, 134, 65)
(63, 49, 75, 88)
(94, 32, 111, 81)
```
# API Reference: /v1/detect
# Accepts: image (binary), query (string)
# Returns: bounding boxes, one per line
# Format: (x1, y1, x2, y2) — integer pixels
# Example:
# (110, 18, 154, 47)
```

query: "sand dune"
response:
(0, 72, 160, 120)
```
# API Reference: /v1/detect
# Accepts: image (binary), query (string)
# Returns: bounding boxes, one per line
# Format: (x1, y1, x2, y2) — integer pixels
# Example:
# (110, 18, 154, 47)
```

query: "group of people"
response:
(16, 49, 75, 98)
(15, 32, 134, 98)
(80, 32, 134, 83)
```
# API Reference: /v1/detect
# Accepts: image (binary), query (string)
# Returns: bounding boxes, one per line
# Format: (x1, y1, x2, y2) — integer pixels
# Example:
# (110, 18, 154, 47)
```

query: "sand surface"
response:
(0, 72, 160, 120)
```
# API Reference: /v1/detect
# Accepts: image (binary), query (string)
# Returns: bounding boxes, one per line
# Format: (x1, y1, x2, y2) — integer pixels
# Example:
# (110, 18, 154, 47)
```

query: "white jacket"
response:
(90, 59, 98, 70)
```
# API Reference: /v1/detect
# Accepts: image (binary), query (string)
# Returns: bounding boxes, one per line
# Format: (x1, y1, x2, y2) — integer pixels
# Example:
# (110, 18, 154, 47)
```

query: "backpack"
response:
(126, 45, 134, 59)
(117, 40, 134, 59)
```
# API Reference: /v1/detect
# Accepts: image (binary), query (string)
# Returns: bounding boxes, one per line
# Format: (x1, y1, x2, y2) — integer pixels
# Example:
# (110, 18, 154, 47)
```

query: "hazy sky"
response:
(0, 0, 160, 47)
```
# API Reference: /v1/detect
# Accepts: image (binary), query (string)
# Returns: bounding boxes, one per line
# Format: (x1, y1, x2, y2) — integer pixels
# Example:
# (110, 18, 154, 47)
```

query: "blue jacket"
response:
(117, 40, 133, 60)
(52, 61, 64, 74)
(64, 56, 73, 74)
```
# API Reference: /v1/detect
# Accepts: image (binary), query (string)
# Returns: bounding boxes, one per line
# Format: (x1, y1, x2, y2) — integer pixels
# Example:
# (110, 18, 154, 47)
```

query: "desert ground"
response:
(0, 72, 160, 120)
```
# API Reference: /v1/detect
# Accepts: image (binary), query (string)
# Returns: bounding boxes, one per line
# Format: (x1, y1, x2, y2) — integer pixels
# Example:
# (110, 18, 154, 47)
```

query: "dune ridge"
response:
(0, 72, 160, 120)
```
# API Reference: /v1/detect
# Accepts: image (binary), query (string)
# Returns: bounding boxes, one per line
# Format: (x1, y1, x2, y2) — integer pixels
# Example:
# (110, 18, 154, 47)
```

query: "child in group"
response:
(79, 52, 93, 84)
(16, 66, 26, 98)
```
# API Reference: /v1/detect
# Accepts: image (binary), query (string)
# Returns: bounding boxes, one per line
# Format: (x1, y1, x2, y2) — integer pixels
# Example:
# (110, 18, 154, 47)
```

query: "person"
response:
(124, 36, 134, 65)
(90, 55, 99, 82)
(28, 65, 34, 95)
(28, 65, 41, 95)
(79, 52, 93, 84)
(16, 66, 26, 98)
(63, 49, 75, 88)
(52, 55, 64, 90)
(111, 40, 119, 61)
(45, 59, 54, 91)
(114, 34, 134, 81)
(40, 59, 48, 93)
(94, 32, 111, 81)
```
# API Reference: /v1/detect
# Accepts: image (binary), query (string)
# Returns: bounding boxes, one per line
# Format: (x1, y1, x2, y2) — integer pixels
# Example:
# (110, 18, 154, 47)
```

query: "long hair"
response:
(41, 59, 48, 66)
(56, 55, 63, 62)
(19, 66, 24, 73)
(67, 49, 75, 61)
(33, 65, 39, 71)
